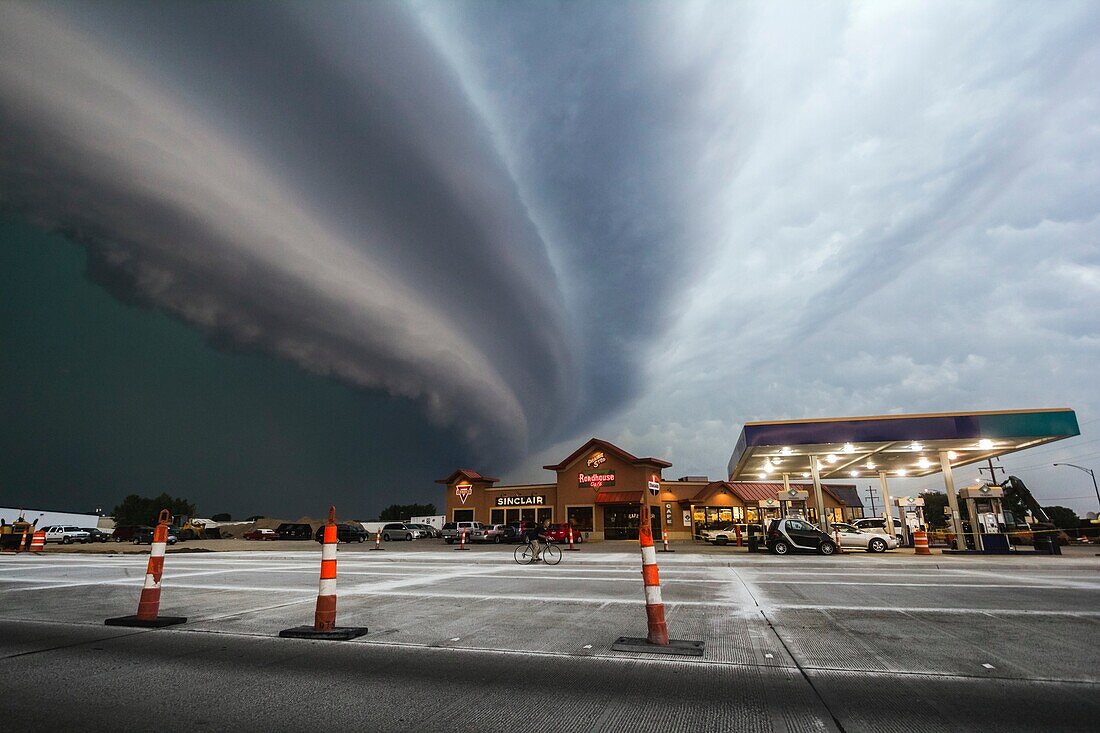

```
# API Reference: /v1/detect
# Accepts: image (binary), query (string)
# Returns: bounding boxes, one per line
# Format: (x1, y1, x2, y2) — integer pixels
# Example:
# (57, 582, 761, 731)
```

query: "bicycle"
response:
(514, 539, 561, 565)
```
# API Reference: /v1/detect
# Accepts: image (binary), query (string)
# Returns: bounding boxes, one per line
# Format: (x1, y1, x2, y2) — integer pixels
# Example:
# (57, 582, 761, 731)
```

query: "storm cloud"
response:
(0, 1, 579, 460)
(2, 1, 1100, 514)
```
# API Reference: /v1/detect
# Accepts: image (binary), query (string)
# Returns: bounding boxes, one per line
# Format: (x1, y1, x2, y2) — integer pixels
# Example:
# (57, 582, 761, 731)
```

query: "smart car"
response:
(765, 518, 837, 556)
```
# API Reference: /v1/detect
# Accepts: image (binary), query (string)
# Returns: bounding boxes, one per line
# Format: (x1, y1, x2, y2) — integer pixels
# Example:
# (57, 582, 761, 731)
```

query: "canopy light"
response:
(825, 454, 839, 464)
(909, 442, 923, 452)
(801, 472, 810, 478)
(780, 447, 792, 456)
(866, 462, 876, 470)
(758, 472, 767, 479)
(896, 469, 908, 476)
(849, 470, 860, 477)
(947, 451, 958, 460)
(842, 443, 855, 454)
(978, 439, 994, 449)
(917, 457, 932, 469)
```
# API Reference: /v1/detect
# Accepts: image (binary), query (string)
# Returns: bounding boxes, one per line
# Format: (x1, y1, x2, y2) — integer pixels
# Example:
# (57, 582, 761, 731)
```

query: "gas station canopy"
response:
(727, 408, 1080, 481)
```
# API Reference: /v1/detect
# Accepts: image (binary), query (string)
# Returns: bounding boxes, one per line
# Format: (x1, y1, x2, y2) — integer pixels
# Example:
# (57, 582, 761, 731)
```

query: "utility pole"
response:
(866, 485, 878, 517)
(979, 459, 1005, 485)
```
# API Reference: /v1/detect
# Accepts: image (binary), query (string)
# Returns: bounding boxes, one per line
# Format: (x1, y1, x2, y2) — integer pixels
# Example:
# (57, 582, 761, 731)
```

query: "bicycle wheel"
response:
(543, 544, 562, 565)
(514, 543, 534, 564)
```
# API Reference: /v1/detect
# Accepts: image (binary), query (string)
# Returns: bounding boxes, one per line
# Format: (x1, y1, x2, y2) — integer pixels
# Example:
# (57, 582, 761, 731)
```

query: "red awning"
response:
(594, 491, 641, 505)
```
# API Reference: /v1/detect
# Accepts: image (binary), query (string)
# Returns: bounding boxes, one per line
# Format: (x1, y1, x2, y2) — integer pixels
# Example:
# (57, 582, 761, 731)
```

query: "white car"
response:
(831, 522, 898, 552)
(43, 525, 90, 544)
(851, 517, 905, 544)
(699, 524, 740, 545)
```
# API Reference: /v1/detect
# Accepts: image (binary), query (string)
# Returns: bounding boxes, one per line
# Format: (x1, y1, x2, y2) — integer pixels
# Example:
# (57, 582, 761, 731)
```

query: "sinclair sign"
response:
(494, 495, 546, 507)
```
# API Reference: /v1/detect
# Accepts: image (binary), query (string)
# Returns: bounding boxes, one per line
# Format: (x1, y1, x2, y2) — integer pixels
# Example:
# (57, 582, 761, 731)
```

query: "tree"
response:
(211, 513, 232, 522)
(111, 493, 197, 526)
(378, 503, 437, 521)
(1042, 505, 1080, 531)
(920, 491, 949, 529)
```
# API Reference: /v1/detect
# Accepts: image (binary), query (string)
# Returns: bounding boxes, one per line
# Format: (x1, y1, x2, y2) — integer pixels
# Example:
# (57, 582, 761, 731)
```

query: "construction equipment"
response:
(0, 511, 36, 551)
(1000, 475, 1069, 545)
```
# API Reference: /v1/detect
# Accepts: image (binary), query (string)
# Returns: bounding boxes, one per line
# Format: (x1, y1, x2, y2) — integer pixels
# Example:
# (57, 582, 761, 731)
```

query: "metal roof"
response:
(727, 408, 1079, 481)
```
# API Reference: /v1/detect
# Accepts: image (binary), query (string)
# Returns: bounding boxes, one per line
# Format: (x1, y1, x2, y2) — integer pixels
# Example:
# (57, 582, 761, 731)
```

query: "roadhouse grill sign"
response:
(578, 471, 615, 488)
(494, 495, 546, 507)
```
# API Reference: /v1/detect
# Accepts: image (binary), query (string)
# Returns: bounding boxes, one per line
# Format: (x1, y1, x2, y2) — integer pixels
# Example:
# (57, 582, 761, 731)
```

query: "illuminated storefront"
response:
(439, 439, 862, 541)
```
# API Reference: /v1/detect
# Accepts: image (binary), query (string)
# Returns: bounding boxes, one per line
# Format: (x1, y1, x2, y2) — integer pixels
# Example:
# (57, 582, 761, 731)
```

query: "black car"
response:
(503, 523, 533, 543)
(314, 524, 368, 543)
(132, 526, 179, 545)
(81, 528, 111, 543)
(765, 518, 837, 556)
(275, 523, 313, 540)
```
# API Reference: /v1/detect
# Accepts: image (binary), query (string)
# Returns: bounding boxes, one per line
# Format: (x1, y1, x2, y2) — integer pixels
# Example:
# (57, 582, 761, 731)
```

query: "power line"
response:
(1006, 450, 1100, 472)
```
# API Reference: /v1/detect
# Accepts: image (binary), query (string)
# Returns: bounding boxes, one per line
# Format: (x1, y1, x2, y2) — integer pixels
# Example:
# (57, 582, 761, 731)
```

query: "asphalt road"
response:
(2, 545, 1098, 731)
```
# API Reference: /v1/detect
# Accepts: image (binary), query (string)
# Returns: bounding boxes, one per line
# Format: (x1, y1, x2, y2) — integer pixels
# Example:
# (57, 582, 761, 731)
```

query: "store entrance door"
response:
(603, 504, 640, 540)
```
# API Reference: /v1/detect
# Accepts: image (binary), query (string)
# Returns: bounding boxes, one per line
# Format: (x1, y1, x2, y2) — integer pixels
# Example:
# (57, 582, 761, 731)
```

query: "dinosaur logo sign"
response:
(455, 482, 473, 504)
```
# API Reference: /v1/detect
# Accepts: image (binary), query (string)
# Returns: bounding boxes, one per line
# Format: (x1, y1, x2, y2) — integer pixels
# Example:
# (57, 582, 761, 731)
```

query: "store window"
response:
(536, 507, 553, 524)
(692, 506, 745, 530)
(490, 508, 505, 525)
(826, 507, 844, 524)
(521, 508, 535, 523)
(745, 506, 760, 524)
(454, 509, 473, 523)
(567, 506, 594, 532)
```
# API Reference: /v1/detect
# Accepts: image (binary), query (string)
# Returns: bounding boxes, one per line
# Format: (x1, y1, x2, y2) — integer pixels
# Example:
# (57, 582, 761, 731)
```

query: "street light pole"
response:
(1053, 463, 1100, 512)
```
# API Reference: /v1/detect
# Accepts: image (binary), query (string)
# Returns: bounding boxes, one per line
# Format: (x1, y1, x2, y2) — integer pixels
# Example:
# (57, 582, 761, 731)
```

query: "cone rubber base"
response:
(278, 625, 368, 640)
(453, 547, 469, 550)
(105, 615, 187, 628)
(368, 547, 385, 551)
(659, 548, 675, 552)
(611, 637, 704, 656)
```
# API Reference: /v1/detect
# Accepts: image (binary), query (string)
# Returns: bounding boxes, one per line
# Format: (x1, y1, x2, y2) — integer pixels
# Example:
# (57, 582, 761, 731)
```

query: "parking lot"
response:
(2, 544, 1098, 731)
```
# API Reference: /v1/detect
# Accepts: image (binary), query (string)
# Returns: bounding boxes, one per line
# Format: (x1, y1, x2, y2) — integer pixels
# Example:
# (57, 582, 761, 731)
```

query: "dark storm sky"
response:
(0, 218, 469, 517)
(2, 1, 1099, 517)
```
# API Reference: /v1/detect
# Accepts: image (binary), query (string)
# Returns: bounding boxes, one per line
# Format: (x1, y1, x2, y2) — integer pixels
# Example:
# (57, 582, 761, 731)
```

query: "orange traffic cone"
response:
(280, 506, 368, 640)
(106, 510, 187, 627)
(612, 503, 703, 656)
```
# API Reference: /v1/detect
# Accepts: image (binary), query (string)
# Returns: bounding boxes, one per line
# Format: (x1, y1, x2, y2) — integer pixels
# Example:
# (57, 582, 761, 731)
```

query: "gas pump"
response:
(958, 483, 1007, 553)
(894, 496, 926, 547)
(777, 488, 809, 521)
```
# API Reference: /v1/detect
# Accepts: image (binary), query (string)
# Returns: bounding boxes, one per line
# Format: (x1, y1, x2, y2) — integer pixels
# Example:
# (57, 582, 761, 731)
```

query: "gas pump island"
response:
(727, 408, 1080, 547)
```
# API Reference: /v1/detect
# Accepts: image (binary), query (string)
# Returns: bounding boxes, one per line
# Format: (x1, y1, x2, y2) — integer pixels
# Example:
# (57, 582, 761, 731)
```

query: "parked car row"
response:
(440, 522, 586, 545)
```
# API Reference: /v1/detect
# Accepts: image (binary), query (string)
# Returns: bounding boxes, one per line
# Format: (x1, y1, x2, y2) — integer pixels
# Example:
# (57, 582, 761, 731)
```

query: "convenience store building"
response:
(438, 438, 863, 541)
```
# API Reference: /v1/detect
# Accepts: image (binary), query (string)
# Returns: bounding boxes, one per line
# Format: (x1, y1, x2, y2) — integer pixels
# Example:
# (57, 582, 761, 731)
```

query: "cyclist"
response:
(530, 518, 551, 562)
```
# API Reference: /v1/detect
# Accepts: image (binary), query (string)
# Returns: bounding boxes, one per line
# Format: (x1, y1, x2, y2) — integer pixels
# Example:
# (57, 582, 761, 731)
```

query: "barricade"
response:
(106, 510, 186, 628)
(565, 527, 579, 551)
(280, 506, 368, 640)
(30, 531, 45, 553)
(914, 530, 932, 556)
(369, 529, 384, 551)
(612, 503, 703, 656)
(660, 528, 674, 552)
(454, 529, 469, 551)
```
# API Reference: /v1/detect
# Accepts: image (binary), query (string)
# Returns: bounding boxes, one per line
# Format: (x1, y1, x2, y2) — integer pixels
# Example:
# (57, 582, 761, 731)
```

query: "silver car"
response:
(831, 522, 898, 552)
(381, 523, 423, 541)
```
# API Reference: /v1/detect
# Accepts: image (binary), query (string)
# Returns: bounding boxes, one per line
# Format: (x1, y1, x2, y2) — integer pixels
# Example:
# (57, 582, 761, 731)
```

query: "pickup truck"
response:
(442, 521, 484, 544)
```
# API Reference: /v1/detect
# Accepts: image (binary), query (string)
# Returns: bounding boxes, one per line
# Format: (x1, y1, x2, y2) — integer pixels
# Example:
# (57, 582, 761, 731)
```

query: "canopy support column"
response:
(940, 452, 966, 548)
(809, 457, 828, 532)
(877, 472, 896, 539)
